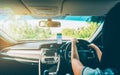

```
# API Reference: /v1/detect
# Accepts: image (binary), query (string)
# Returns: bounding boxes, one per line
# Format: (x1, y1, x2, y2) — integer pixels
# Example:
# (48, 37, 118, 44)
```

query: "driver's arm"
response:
(71, 38, 84, 75)
(89, 43, 102, 61)
(71, 38, 79, 60)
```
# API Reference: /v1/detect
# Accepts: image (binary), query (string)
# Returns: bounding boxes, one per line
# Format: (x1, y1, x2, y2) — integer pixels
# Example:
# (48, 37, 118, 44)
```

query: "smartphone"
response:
(57, 33, 62, 44)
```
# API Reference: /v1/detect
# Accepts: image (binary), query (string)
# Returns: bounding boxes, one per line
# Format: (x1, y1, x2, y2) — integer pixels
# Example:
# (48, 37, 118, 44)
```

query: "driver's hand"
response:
(71, 38, 78, 44)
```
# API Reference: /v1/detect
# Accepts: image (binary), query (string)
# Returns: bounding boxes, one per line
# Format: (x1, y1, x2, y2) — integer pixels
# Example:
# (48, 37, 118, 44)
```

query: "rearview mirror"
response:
(39, 19, 61, 27)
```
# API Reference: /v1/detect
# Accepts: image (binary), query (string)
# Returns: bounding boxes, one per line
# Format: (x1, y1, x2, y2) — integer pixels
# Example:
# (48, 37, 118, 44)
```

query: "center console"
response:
(41, 48, 59, 64)
(40, 48, 60, 75)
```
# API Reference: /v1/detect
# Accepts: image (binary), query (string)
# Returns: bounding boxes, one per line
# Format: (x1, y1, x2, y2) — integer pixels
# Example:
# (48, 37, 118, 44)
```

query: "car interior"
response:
(0, 0, 120, 75)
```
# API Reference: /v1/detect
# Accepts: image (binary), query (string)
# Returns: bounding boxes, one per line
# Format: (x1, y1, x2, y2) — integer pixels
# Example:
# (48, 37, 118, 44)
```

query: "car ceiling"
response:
(0, 0, 119, 17)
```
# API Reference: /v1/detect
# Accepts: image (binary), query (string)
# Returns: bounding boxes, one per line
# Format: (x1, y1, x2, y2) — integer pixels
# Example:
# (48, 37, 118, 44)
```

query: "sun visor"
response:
(22, 0, 63, 17)
(21, 0, 118, 16)
(62, 0, 117, 16)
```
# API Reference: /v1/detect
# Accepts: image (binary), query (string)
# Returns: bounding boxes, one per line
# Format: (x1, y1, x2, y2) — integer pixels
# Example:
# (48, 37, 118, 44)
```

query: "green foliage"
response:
(4, 20, 99, 40)
(10, 24, 51, 40)
(1, 13, 52, 40)
(1, 13, 100, 40)
(62, 28, 75, 37)
(62, 22, 99, 39)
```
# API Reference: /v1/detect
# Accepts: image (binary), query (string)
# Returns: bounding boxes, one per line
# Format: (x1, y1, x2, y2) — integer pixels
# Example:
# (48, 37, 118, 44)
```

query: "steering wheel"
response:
(64, 39, 99, 68)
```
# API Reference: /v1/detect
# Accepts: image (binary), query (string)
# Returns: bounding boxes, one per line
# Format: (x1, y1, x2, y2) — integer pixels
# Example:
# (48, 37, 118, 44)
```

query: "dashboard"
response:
(0, 40, 66, 75)
(0, 40, 99, 75)
(1, 41, 64, 63)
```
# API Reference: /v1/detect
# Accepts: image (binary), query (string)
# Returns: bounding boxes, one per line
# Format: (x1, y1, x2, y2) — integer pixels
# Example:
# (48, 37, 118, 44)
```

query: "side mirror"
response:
(39, 19, 61, 27)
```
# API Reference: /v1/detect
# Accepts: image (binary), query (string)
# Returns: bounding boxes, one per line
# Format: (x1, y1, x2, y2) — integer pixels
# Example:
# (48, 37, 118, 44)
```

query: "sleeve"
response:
(82, 67, 114, 75)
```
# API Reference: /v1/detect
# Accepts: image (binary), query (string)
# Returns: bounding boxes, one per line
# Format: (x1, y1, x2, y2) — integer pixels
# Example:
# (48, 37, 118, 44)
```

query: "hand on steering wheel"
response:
(71, 38, 78, 44)
(71, 38, 80, 61)
(64, 38, 100, 68)
(88, 43, 102, 61)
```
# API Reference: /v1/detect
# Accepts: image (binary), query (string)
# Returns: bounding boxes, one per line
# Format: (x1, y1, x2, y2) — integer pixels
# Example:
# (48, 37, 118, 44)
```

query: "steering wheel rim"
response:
(64, 39, 99, 68)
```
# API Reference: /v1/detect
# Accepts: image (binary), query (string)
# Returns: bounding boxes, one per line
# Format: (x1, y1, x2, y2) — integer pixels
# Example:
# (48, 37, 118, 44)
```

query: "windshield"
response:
(0, 15, 104, 41)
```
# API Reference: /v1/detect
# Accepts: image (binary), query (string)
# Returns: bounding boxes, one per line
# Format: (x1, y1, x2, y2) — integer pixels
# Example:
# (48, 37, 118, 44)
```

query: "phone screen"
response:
(57, 33, 62, 44)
